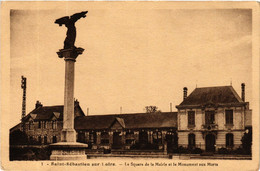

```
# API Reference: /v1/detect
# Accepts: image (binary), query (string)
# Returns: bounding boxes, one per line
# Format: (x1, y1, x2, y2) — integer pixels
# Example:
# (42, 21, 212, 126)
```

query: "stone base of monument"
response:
(50, 142, 88, 160)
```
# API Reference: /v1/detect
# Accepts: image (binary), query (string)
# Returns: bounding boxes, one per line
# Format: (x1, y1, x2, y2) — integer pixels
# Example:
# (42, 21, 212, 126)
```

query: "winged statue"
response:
(55, 11, 88, 49)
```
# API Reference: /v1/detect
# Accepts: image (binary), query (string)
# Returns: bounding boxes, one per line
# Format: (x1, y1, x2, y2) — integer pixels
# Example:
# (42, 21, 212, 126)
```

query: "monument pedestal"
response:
(50, 47, 87, 160)
(50, 142, 88, 160)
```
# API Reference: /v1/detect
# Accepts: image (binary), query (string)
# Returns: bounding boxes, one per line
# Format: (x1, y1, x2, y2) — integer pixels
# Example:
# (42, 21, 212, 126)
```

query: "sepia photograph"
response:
(1, 1, 259, 170)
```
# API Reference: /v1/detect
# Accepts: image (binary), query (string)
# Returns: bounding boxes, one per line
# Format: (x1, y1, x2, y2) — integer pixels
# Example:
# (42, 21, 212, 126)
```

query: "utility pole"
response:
(21, 76, 27, 131)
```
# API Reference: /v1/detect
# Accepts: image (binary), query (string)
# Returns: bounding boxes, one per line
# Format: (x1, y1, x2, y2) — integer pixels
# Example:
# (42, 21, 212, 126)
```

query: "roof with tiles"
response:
(22, 103, 85, 122)
(74, 112, 177, 130)
(178, 86, 244, 106)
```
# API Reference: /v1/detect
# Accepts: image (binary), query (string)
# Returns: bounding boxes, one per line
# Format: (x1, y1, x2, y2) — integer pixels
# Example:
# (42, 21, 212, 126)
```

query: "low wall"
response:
(111, 149, 164, 155)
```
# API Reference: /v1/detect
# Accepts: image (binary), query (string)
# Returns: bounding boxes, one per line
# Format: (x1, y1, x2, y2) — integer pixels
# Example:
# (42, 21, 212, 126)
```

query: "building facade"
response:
(10, 84, 252, 153)
(74, 112, 178, 151)
(10, 100, 85, 145)
(176, 84, 252, 152)
(10, 101, 178, 151)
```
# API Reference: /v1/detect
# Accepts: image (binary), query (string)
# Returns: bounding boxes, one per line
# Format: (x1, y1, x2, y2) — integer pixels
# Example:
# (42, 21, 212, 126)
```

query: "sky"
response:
(10, 9, 252, 127)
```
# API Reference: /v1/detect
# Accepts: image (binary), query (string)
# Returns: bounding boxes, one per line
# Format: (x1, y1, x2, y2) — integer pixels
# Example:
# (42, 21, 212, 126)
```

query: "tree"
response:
(145, 106, 159, 113)
(10, 130, 28, 145)
(241, 128, 252, 154)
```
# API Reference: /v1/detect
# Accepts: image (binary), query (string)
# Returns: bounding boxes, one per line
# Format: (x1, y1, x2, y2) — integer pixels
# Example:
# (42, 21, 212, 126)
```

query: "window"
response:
(29, 136, 33, 144)
(152, 131, 162, 144)
(52, 120, 57, 129)
(29, 121, 33, 130)
(205, 111, 215, 125)
(101, 132, 109, 144)
(77, 132, 86, 143)
(139, 131, 148, 144)
(44, 136, 48, 144)
(42, 121, 47, 129)
(53, 136, 57, 143)
(188, 133, 196, 149)
(38, 136, 42, 144)
(226, 133, 234, 148)
(188, 111, 195, 127)
(38, 121, 41, 128)
(225, 110, 233, 125)
(89, 132, 97, 144)
(126, 131, 135, 144)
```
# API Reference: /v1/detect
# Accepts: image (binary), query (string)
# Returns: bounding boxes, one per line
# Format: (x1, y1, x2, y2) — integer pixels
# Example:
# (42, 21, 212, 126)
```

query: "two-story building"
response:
(12, 100, 85, 144)
(176, 84, 252, 152)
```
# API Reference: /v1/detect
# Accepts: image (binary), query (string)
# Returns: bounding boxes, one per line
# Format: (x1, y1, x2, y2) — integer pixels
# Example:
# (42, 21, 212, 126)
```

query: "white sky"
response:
(10, 9, 252, 127)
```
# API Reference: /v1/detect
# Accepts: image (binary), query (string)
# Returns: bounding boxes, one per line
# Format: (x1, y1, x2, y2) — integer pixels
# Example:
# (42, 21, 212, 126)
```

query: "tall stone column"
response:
(50, 48, 88, 160)
(61, 50, 77, 142)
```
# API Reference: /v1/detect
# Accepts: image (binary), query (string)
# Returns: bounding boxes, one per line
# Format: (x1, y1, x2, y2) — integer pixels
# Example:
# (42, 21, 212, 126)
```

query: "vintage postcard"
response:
(1, 1, 259, 170)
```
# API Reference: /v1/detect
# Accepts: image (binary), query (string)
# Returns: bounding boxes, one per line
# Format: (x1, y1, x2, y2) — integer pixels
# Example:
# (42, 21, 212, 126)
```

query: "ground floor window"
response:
(77, 132, 85, 143)
(188, 133, 196, 149)
(126, 131, 135, 144)
(226, 133, 234, 148)
(139, 130, 148, 144)
(101, 132, 109, 144)
(152, 131, 162, 144)
(29, 136, 34, 144)
(44, 136, 47, 144)
(38, 136, 42, 144)
(89, 132, 97, 144)
(53, 136, 57, 143)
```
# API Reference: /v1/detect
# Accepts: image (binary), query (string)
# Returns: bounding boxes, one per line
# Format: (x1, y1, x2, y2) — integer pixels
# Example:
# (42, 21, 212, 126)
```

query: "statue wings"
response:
(55, 16, 70, 26)
(55, 11, 88, 26)
(71, 11, 88, 21)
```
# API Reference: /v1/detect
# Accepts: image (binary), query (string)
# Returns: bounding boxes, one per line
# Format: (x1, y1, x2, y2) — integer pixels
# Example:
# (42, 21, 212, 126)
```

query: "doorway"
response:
(205, 134, 216, 152)
(139, 131, 148, 145)
(112, 132, 122, 149)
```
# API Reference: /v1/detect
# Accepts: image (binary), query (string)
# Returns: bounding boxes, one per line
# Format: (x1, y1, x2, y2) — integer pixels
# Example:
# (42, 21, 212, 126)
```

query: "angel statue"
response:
(55, 11, 88, 49)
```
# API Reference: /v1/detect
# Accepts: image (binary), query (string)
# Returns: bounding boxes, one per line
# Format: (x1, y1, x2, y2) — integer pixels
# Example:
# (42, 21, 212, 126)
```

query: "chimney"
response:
(183, 87, 188, 100)
(35, 100, 42, 109)
(241, 83, 245, 102)
(74, 99, 79, 106)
